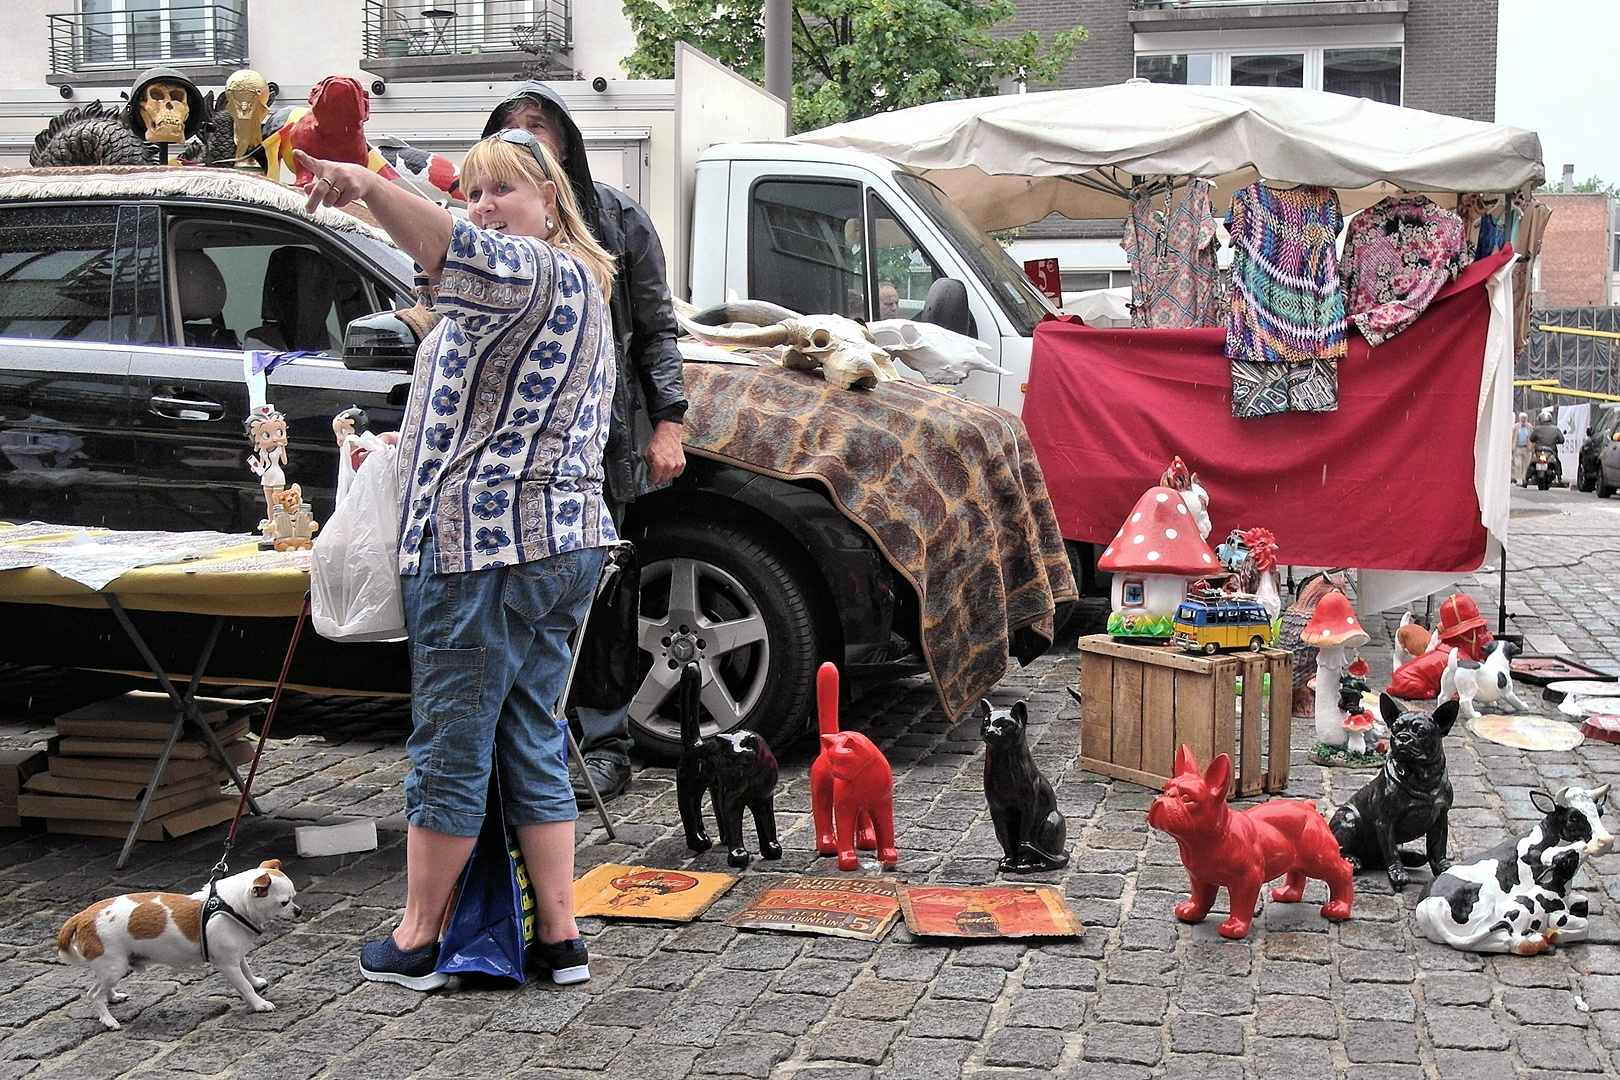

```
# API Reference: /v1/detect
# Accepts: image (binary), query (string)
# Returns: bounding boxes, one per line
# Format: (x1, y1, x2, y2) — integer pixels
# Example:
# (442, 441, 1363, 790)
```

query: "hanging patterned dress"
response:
(1225, 183, 1347, 418)
(1341, 196, 1471, 347)
(1123, 180, 1224, 329)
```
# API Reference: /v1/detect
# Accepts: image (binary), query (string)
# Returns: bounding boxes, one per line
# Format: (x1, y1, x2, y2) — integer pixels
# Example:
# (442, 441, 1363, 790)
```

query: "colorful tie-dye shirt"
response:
(397, 218, 617, 575)
(1224, 183, 1347, 365)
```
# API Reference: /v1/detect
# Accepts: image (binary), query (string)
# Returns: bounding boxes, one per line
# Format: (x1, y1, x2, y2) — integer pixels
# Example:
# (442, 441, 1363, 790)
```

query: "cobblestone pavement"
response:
(0, 485, 1618, 1079)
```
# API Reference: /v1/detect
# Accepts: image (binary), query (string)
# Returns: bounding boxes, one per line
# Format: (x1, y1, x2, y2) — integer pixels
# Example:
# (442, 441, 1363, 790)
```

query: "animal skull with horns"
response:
(675, 301, 900, 391)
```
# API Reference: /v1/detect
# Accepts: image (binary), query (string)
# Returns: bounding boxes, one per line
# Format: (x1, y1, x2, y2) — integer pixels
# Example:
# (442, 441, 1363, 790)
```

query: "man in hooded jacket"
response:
(483, 83, 687, 803)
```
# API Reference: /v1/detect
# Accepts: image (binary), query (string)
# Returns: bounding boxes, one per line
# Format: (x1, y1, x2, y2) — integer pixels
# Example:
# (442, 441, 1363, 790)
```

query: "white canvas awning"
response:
(791, 82, 1545, 231)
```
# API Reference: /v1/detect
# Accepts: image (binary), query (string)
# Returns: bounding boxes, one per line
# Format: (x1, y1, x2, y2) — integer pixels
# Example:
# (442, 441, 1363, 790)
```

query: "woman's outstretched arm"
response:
(294, 149, 453, 277)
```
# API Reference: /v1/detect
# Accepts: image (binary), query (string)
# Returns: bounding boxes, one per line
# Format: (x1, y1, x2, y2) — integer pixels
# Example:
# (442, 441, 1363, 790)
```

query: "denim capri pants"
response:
(401, 531, 607, 836)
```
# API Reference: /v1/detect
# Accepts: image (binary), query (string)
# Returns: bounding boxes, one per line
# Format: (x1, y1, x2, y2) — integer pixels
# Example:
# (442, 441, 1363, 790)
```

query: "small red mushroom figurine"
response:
(1301, 591, 1370, 751)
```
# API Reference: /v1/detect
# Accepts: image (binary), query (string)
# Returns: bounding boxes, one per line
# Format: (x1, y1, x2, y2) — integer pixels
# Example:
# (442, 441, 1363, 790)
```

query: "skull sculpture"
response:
(139, 82, 191, 143)
(675, 303, 900, 391)
(223, 69, 271, 161)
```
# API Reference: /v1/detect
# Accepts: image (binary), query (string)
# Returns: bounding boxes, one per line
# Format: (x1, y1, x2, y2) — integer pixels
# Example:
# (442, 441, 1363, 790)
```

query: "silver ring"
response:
(321, 175, 339, 189)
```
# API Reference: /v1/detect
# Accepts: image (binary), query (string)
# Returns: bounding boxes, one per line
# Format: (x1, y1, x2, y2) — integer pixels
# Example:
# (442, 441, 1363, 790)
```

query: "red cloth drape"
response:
(1024, 247, 1513, 573)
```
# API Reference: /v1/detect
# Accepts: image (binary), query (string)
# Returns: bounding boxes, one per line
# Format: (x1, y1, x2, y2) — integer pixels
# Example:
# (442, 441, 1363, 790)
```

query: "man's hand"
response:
(645, 420, 686, 485)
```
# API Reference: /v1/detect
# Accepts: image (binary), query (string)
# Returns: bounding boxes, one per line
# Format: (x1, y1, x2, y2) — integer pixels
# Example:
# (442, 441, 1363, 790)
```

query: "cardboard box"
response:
(0, 749, 48, 828)
(46, 796, 239, 841)
(1078, 635, 1292, 797)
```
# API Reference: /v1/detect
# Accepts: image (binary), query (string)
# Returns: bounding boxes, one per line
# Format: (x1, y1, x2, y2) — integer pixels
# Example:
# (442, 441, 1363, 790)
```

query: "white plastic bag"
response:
(310, 432, 407, 642)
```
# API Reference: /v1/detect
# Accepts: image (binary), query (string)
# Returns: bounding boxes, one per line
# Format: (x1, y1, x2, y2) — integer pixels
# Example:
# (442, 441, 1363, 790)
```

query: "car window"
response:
(0, 204, 119, 341)
(168, 217, 374, 355)
(868, 191, 944, 321)
(749, 179, 865, 319)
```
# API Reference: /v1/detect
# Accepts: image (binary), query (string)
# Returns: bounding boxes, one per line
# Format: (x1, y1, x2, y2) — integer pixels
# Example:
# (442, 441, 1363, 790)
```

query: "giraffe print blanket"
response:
(682, 361, 1078, 722)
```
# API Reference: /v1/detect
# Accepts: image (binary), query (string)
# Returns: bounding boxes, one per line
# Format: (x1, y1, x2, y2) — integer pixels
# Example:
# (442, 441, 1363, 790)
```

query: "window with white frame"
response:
(79, 0, 245, 66)
(1134, 26, 1403, 105)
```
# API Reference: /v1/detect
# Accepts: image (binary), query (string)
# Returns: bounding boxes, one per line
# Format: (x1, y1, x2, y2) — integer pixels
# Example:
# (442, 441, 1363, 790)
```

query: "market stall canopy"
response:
(791, 82, 1545, 231)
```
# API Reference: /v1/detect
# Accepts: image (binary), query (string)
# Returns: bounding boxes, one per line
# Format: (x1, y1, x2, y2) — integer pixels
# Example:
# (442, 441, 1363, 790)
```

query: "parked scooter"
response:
(1526, 446, 1562, 491)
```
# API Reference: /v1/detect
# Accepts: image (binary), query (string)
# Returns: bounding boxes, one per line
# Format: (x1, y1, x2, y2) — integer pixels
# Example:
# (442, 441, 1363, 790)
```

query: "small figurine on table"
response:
(269, 484, 318, 551)
(245, 404, 289, 542)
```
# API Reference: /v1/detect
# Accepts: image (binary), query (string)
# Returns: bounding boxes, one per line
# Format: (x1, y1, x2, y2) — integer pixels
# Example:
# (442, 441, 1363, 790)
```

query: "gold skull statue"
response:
(223, 69, 270, 160)
(139, 82, 191, 143)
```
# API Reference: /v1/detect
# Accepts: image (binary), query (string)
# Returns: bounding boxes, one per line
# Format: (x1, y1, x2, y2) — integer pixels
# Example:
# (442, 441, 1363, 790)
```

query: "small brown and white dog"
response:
(57, 860, 299, 1029)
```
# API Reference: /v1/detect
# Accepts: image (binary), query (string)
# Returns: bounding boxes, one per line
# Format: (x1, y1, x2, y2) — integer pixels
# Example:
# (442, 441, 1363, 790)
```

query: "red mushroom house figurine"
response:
(1099, 487, 1220, 640)
(1300, 591, 1372, 762)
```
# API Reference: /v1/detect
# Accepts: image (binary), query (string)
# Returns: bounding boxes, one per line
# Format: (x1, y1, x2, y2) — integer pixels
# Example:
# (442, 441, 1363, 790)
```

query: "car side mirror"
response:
(343, 309, 419, 371)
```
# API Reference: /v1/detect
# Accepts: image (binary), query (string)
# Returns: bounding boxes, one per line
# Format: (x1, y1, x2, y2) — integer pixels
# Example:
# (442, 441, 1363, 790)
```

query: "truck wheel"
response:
(628, 521, 823, 759)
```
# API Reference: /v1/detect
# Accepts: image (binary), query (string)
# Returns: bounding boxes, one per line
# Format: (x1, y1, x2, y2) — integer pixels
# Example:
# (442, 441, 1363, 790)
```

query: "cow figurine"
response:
(1415, 784, 1613, 954)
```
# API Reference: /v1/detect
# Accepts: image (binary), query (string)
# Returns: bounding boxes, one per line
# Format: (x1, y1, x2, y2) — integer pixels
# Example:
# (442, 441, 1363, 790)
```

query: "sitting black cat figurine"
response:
(675, 662, 783, 868)
(980, 699, 1069, 873)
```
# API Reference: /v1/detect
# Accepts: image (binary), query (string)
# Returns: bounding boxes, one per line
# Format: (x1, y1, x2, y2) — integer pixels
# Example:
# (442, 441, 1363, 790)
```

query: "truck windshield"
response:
(893, 171, 1056, 336)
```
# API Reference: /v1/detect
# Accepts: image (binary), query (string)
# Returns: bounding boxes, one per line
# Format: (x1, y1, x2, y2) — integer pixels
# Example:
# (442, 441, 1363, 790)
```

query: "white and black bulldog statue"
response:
(1415, 784, 1612, 954)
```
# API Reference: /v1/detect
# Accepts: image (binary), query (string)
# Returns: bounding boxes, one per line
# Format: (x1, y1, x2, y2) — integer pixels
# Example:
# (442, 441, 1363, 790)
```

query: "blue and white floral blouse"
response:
(397, 218, 617, 575)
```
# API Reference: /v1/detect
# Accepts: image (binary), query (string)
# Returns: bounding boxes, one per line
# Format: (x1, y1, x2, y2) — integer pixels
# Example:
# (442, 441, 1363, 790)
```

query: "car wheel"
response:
(1249, 636, 1266, 652)
(1203, 641, 1220, 655)
(627, 520, 823, 759)
(1599, 475, 1616, 499)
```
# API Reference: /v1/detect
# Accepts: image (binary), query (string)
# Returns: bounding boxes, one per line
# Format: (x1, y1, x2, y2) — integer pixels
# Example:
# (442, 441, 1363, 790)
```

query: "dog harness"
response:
(199, 878, 263, 962)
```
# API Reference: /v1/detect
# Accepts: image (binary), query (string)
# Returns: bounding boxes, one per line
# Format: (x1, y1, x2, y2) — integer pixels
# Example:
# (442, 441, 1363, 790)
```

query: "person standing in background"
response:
(1512, 411, 1533, 486)
(484, 83, 687, 804)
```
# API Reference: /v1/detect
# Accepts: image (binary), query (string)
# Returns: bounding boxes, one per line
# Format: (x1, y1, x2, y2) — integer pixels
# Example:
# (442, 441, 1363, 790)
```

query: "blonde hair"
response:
(461, 136, 616, 303)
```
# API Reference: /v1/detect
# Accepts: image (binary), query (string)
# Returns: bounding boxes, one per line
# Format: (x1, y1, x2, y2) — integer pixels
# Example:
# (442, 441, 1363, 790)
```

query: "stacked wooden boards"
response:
(17, 692, 260, 840)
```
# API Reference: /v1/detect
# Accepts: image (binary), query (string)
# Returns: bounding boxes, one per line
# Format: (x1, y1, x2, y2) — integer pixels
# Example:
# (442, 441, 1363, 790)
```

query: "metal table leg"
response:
(102, 596, 262, 868)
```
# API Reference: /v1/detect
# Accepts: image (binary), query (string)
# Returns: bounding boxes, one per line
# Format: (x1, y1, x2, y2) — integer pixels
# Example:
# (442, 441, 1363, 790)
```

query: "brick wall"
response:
(1537, 194, 1614, 308)
(1402, 0, 1497, 121)
(1008, 0, 1498, 121)
(1011, 0, 1134, 89)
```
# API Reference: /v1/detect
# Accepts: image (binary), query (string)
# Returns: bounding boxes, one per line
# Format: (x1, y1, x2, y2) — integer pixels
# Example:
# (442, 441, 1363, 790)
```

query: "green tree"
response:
(1535, 175, 1620, 198)
(621, 0, 1087, 132)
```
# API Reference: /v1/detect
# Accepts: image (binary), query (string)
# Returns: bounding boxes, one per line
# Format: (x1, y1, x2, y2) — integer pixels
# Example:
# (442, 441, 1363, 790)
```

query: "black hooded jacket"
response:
(483, 83, 686, 507)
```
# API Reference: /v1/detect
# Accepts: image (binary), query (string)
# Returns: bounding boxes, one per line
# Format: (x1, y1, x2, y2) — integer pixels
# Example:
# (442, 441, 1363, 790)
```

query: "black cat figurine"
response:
(980, 699, 1070, 873)
(675, 662, 783, 868)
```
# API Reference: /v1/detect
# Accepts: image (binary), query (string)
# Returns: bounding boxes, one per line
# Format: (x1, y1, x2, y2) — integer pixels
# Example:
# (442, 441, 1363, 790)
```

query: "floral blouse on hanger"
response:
(1341, 196, 1471, 347)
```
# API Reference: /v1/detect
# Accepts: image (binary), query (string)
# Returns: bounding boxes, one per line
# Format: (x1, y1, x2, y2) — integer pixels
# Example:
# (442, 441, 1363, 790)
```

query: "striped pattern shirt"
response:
(397, 218, 617, 575)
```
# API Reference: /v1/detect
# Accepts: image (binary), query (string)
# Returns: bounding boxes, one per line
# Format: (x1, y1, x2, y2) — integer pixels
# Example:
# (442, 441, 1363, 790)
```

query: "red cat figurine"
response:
(1148, 746, 1354, 939)
(810, 663, 897, 870)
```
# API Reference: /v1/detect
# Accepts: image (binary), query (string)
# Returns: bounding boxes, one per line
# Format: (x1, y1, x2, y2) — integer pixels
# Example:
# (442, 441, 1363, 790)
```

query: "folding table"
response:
(0, 536, 309, 867)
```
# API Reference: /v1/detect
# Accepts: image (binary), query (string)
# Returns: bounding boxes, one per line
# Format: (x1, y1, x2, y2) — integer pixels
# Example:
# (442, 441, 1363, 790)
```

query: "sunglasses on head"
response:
(489, 128, 554, 178)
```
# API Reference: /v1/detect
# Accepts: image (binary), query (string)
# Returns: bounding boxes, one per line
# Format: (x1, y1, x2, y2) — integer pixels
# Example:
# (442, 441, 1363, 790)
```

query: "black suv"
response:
(1576, 403, 1620, 495)
(0, 167, 914, 755)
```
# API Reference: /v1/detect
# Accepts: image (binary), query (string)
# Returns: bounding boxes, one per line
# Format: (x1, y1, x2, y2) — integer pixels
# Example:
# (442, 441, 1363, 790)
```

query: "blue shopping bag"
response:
(435, 773, 536, 981)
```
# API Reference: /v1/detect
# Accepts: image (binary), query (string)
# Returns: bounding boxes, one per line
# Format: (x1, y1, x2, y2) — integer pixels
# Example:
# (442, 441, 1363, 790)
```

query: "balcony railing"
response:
(362, 0, 570, 61)
(48, 3, 247, 75)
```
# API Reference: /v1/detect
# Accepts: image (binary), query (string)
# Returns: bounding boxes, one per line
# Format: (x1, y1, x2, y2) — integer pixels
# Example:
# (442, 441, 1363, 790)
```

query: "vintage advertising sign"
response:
(726, 876, 900, 940)
(573, 864, 736, 922)
(898, 884, 1082, 938)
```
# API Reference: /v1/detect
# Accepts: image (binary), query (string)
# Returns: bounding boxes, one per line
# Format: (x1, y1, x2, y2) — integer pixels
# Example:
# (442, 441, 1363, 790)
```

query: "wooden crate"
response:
(1077, 635, 1292, 798)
